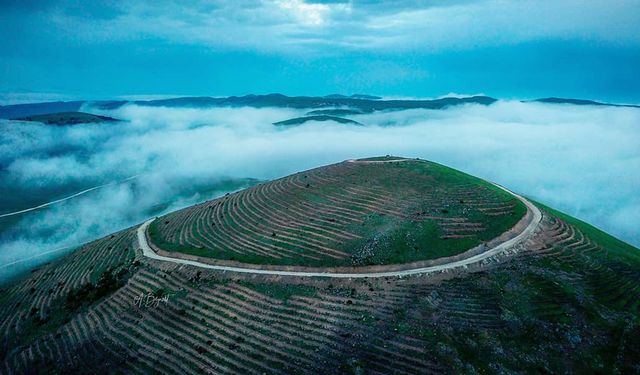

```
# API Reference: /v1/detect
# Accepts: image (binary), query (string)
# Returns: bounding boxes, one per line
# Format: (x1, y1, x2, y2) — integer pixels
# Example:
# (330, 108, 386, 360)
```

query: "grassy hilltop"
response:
(149, 158, 525, 267)
(0, 158, 638, 374)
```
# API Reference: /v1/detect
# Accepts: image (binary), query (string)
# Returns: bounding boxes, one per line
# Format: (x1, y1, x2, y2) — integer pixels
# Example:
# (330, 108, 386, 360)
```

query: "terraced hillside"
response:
(149, 158, 526, 267)
(1, 158, 638, 374)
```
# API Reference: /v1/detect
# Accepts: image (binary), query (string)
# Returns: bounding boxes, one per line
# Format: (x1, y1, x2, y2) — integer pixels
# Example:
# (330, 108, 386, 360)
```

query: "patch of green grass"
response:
(238, 281, 317, 302)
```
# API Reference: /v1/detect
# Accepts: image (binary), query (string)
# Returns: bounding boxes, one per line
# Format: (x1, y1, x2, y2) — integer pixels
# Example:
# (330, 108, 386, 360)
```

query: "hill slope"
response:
(273, 115, 362, 126)
(13, 111, 121, 125)
(148, 158, 526, 267)
(0, 158, 638, 374)
(306, 108, 364, 116)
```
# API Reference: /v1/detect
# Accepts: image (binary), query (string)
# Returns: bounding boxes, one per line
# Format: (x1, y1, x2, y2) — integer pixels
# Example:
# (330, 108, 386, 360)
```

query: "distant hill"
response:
(129, 94, 497, 112)
(13, 112, 121, 125)
(3, 95, 638, 120)
(273, 115, 362, 126)
(0, 101, 85, 119)
(324, 94, 382, 100)
(0, 94, 493, 117)
(306, 109, 363, 116)
(350, 94, 382, 100)
(533, 97, 640, 108)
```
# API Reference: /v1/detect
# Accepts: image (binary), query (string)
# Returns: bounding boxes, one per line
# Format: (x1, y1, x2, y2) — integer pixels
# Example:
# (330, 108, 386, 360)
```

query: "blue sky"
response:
(1, 0, 639, 103)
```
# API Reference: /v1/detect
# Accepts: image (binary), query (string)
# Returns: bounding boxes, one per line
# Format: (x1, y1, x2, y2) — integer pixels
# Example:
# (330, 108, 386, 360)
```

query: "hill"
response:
(0, 94, 497, 119)
(128, 94, 497, 112)
(0, 158, 639, 374)
(306, 109, 363, 116)
(273, 115, 362, 126)
(533, 97, 640, 108)
(0, 101, 85, 119)
(148, 158, 526, 267)
(324, 94, 382, 100)
(3, 95, 639, 120)
(12, 111, 121, 125)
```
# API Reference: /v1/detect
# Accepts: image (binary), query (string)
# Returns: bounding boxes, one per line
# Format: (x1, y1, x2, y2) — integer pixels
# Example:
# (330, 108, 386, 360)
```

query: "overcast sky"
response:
(1, 0, 639, 102)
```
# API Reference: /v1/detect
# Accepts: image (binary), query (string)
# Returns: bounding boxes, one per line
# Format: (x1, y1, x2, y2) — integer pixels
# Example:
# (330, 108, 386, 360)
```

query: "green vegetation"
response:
(384, 211, 640, 374)
(273, 115, 361, 126)
(356, 155, 409, 161)
(6, 258, 136, 354)
(1, 174, 639, 373)
(150, 158, 526, 267)
(65, 267, 130, 311)
(239, 281, 317, 302)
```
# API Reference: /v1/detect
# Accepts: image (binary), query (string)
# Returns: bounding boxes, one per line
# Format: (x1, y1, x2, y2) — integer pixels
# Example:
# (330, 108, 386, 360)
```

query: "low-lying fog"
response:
(1, 101, 638, 282)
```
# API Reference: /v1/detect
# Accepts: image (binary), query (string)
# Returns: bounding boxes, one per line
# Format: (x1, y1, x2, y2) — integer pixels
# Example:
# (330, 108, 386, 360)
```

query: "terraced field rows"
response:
(539, 218, 640, 314)
(1, 250, 447, 373)
(150, 160, 525, 266)
(0, 231, 135, 374)
(2, 206, 640, 373)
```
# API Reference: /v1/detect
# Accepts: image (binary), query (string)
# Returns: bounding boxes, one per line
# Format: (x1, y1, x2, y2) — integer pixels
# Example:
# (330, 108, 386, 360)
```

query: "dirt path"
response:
(137, 179, 542, 278)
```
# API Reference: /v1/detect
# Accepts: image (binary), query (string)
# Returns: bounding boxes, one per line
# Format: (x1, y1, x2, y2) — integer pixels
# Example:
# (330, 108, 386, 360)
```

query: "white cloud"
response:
(1, 100, 639, 282)
(45, 0, 640, 54)
(276, 0, 349, 26)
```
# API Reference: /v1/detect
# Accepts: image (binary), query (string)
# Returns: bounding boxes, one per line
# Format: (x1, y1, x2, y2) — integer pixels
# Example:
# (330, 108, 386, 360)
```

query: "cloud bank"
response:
(5, 1, 640, 54)
(0, 101, 638, 282)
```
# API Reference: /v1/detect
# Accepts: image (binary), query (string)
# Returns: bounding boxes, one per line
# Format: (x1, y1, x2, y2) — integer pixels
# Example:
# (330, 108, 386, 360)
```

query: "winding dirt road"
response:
(136, 173, 542, 278)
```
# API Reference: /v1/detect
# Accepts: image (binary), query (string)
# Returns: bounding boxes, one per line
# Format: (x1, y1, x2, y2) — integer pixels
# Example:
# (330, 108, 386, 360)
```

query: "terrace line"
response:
(136, 178, 543, 278)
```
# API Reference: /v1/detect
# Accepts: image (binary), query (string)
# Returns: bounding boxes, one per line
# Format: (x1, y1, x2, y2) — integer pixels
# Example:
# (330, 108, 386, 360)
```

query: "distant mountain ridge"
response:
(13, 112, 121, 125)
(533, 97, 640, 108)
(120, 93, 497, 112)
(1, 94, 638, 120)
(0, 94, 495, 119)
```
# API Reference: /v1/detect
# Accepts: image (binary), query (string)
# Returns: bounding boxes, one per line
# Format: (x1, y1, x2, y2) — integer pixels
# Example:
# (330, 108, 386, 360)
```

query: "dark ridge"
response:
(533, 97, 640, 108)
(88, 100, 129, 110)
(273, 115, 362, 126)
(12, 112, 122, 125)
(323, 94, 380, 100)
(4, 95, 639, 121)
(350, 94, 382, 100)
(1, 94, 497, 118)
(306, 109, 364, 116)
(133, 94, 498, 112)
(0, 101, 85, 119)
